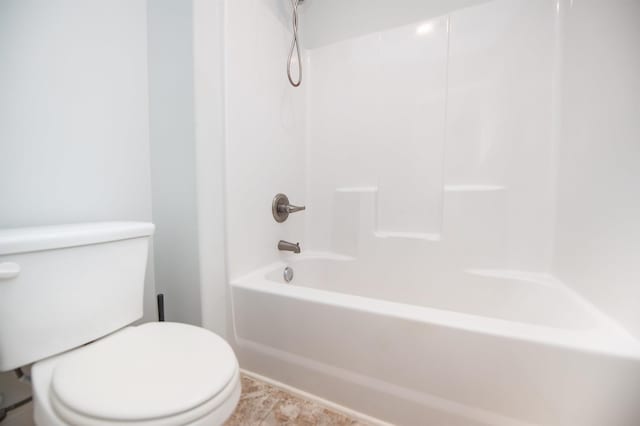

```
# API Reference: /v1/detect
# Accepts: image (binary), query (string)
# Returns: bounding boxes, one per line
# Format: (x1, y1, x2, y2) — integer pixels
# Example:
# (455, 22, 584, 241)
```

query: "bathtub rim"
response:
(231, 259, 640, 361)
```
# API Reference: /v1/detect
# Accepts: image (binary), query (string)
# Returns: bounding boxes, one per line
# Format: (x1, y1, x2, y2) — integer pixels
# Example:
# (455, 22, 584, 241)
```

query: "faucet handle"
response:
(282, 203, 305, 214)
(272, 193, 305, 222)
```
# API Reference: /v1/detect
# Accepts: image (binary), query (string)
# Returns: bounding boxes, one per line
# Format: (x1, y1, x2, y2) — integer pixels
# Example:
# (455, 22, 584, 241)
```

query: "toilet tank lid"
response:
(0, 222, 155, 255)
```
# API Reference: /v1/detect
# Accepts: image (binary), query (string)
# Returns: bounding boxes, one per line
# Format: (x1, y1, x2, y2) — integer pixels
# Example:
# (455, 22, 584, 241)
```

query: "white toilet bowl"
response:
(31, 322, 241, 426)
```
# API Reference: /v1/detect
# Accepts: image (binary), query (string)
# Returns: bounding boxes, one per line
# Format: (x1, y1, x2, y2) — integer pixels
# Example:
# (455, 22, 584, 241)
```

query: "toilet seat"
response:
(32, 322, 240, 426)
(50, 369, 240, 426)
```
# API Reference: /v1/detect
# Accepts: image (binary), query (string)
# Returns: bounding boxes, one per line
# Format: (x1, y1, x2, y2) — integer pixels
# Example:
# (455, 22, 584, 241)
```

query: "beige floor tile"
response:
(226, 375, 368, 426)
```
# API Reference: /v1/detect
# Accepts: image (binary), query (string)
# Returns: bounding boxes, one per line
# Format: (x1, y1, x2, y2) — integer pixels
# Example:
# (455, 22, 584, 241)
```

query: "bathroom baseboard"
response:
(240, 369, 392, 426)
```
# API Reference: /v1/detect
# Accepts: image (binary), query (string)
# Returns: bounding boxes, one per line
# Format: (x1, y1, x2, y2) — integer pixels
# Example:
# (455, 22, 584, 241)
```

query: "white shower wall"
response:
(306, 15, 449, 241)
(304, 0, 557, 275)
(225, 0, 307, 279)
(553, 0, 640, 339)
(226, 0, 556, 278)
(224, 0, 640, 339)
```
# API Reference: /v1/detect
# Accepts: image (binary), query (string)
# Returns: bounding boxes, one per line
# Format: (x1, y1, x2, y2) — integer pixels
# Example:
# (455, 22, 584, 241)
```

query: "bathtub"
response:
(230, 253, 640, 425)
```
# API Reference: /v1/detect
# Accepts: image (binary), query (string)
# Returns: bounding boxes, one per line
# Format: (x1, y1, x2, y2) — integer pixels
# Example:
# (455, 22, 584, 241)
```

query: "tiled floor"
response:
(2, 374, 367, 426)
(225, 375, 368, 426)
(1, 401, 33, 426)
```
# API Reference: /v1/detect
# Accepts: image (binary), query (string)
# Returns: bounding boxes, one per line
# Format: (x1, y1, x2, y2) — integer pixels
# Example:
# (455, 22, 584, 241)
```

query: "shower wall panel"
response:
(553, 0, 640, 338)
(445, 0, 557, 270)
(305, 0, 557, 272)
(306, 16, 449, 248)
(225, 0, 307, 279)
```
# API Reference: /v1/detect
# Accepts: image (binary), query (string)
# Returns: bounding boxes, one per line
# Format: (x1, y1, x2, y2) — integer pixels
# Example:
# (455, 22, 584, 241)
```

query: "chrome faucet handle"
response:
(272, 193, 305, 223)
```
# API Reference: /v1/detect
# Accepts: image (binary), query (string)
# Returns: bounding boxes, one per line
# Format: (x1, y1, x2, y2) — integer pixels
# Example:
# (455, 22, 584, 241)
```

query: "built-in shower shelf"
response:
(444, 184, 506, 192)
(374, 231, 441, 241)
(333, 186, 442, 243)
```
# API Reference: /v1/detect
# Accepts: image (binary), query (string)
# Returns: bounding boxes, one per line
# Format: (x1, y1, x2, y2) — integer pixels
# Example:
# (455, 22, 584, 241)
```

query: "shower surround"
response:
(223, 0, 640, 424)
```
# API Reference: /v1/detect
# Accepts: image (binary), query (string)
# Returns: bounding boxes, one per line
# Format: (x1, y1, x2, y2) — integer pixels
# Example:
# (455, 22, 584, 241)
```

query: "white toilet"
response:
(0, 222, 241, 425)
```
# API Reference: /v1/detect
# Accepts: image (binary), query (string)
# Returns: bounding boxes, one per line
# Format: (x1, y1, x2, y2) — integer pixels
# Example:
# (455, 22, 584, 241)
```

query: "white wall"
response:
(0, 0, 151, 228)
(553, 0, 640, 338)
(148, 0, 202, 326)
(0, 0, 154, 406)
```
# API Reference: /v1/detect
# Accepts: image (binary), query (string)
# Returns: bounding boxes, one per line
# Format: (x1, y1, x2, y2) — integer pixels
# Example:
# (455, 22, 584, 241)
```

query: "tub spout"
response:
(278, 240, 301, 254)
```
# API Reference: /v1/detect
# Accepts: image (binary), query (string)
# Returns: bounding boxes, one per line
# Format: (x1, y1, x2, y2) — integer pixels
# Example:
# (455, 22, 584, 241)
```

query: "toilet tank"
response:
(0, 222, 155, 371)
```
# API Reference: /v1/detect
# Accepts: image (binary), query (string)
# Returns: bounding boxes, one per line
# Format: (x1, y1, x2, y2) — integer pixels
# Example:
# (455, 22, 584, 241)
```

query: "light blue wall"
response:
(148, 0, 203, 326)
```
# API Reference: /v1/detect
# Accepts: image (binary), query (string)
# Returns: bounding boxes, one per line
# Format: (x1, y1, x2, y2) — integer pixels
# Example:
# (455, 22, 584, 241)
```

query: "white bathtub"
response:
(230, 254, 640, 425)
